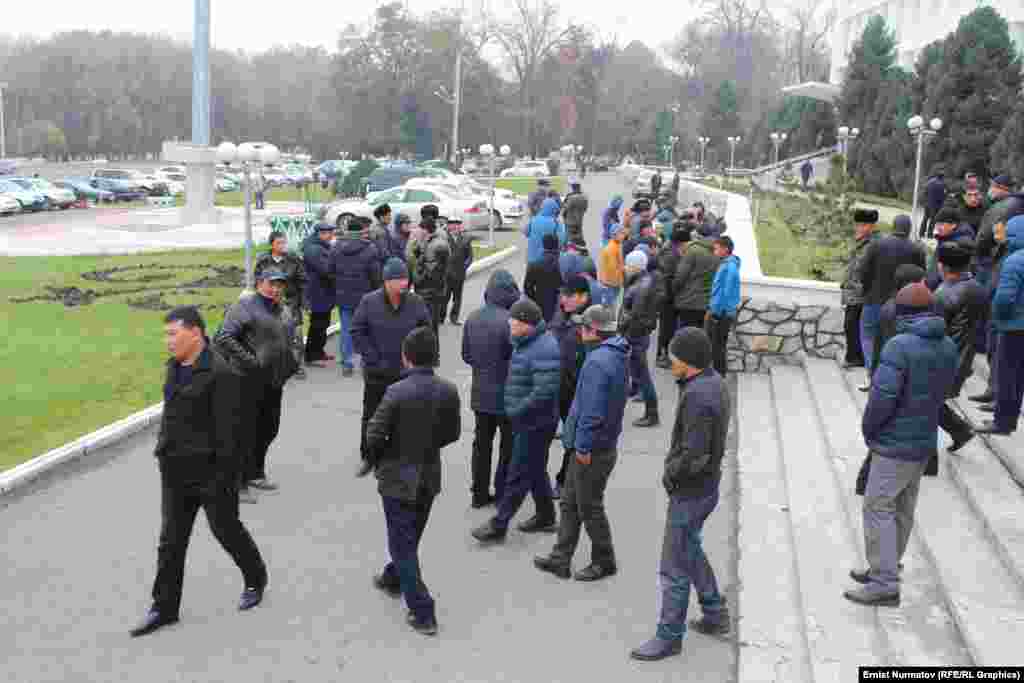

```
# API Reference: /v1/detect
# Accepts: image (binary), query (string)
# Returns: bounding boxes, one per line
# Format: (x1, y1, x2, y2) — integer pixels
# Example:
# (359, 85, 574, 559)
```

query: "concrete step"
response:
(769, 365, 883, 679)
(736, 374, 813, 683)
(953, 372, 1024, 490)
(839, 366, 1024, 665)
(803, 358, 969, 666)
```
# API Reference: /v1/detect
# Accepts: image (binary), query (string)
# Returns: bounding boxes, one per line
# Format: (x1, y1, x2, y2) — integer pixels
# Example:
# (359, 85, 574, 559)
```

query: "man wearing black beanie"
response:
(631, 327, 730, 661)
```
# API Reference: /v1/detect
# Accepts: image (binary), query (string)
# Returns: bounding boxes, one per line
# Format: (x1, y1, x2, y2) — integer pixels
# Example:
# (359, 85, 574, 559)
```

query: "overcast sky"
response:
(1, 0, 706, 55)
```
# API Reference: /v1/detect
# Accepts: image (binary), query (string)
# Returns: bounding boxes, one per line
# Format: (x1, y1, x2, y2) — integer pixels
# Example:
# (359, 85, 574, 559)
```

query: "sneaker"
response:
(630, 637, 682, 661)
(129, 607, 179, 637)
(843, 586, 899, 607)
(373, 573, 402, 598)
(533, 555, 571, 579)
(406, 611, 438, 636)
(238, 586, 265, 611)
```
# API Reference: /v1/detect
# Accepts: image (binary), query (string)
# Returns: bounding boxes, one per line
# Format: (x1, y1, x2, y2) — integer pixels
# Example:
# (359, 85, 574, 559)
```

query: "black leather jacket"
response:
(214, 292, 297, 388)
(934, 274, 987, 397)
(620, 271, 662, 338)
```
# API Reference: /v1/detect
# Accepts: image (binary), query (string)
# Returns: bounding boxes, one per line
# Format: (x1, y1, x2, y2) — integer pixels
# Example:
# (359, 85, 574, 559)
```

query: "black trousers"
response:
(657, 301, 678, 355)
(919, 208, 936, 239)
(304, 311, 332, 361)
(245, 382, 283, 483)
(424, 294, 446, 362)
(361, 373, 401, 460)
(445, 279, 466, 323)
(938, 402, 972, 442)
(152, 469, 267, 616)
(550, 448, 618, 568)
(471, 411, 513, 501)
(676, 308, 706, 332)
(705, 314, 733, 376)
(380, 494, 435, 621)
(844, 304, 865, 365)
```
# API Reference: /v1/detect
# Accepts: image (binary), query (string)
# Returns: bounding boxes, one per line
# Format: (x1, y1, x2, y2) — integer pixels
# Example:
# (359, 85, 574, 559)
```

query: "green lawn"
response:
(1, 241, 504, 471)
(494, 176, 566, 195)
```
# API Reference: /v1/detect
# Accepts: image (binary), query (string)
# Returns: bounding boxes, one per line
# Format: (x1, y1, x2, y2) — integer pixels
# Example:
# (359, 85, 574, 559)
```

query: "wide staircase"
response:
(736, 357, 1024, 681)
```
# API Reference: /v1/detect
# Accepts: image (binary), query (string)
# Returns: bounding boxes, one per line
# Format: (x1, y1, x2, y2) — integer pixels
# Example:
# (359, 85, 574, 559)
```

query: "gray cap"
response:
(581, 305, 617, 333)
(256, 268, 288, 282)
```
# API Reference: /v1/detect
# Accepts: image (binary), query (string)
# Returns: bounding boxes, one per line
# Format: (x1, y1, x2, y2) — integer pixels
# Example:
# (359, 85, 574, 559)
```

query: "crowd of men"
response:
(129, 175, 746, 661)
(839, 172, 1024, 607)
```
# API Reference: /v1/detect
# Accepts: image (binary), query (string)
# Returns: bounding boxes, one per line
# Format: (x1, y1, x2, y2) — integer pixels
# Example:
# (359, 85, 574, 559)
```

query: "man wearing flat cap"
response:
(925, 207, 975, 290)
(841, 209, 879, 371)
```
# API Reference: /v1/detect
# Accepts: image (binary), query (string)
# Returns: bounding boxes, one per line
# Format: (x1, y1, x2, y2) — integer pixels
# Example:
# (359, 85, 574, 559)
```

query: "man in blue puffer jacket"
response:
(472, 298, 562, 543)
(523, 197, 566, 265)
(534, 305, 628, 582)
(844, 282, 956, 607)
(978, 214, 1024, 435)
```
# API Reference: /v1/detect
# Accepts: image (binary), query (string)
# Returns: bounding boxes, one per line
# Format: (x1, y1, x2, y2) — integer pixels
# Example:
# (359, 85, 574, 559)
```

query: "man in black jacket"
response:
(352, 257, 432, 477)
(444, 218, 475, 325)
(131, 306, 267, 638)
(462, 269, 520, 508)
(410, 217, 450, 342)
(214, 269, 297, 501)
(364, 327, 461, 637)
(524, 232, 563, 322)
(655, 225, 690, 368)
(301, 224, 336, 365)
(622, 249, 663, 427)
(934, 242, 985, 451)
(255, 231, 308, 379)
(631, 328, 730, 662)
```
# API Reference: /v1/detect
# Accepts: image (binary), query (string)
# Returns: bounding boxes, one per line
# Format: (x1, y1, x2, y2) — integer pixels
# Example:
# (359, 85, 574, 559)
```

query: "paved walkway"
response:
(1, 173, 737, 682)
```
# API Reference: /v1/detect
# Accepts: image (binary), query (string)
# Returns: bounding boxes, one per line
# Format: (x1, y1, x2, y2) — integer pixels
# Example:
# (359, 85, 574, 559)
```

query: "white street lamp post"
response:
(836, 125, 860, 176)
(770, 131, 788, 167)
(668, 135, 679, 168)
(218, 141, 280, 292)
(0, 82, 7, 160)
(908, 115, 943, 242)
(698, 136, 710, 172)
(727, 137, 741, 177)
(480, 143, 510, 247)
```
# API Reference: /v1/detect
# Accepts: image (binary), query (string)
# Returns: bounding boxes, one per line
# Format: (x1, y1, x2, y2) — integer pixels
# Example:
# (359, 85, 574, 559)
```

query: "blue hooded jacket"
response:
(559, 250, 586, 281)
(709, 254, 741, 318)
(564, 336, 630, 453)
(462, 270, 521, 414)
(602, 196, 623, 246)
(503, 320, 562, 431)
(523, 198, 566, 264)
(993, 215, 1024, 332)
(862, 311, 957, 463)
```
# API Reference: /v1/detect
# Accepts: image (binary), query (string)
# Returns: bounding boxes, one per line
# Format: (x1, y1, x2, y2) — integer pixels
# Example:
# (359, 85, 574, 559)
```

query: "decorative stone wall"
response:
(727, 296, 845, 373)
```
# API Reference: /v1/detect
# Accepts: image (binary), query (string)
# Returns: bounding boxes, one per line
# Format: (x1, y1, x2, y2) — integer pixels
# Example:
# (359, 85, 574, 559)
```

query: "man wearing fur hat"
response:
(841, 209, 879, 372)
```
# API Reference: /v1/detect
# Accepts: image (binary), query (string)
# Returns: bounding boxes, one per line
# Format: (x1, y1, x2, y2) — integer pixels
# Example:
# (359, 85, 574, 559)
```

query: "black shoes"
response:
(355, 460, 374, 478)
(975, 421, 1013, 435)
(849, 564, 902, 584)
(373, 573, 402, 598)
(655, 353, 670, 369)
(129, 608, 179, 637)
(843, 587, 900, 607)
(249, 478, 279, 492)
(969, 391, 994, 403)
(842, 361, 865, 370)
(238, 586, 264, 611)
(471, 520, 507, 543)
(517, 515, 558, 533)
(471, 493, 496, 509)
(573, 563, 617, 582)
(406, 611, 438, 636)
(533, 555, 571, 579)
(449, 318, 462, 326)
(633, 406, 660, 428)
(948, 433, 974, 453)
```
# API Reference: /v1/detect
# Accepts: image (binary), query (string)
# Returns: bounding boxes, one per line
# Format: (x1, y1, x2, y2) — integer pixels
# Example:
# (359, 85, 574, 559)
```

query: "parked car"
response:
(0, 194, 21, 215)
(214, 172, 239, 192)
(405, 177, 524, 229)
(260, 168, 289, 187)
(323, 185, 490, 231)
(155, 172, 187, 195)
(284, 164, 313, 185)
(12, 177, 77, 209)
(56, 178, 115, 203)
(499, 160, 549, 178)
(460, 158, 481, 175)
(90, 168, 148, 195)
(364, 166, 426, 194)
(633, 169, 659, 198)
(0, 179, 49, 211)
(88, 177, 148, 202)
(158, 165, 186, 176)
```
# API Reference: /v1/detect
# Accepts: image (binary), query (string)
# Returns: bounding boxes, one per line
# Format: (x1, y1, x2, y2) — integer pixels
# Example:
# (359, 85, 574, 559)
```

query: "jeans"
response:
(362, 373, 401, 460)
(472, 412, 513, 501)
(995, 331, 1024, 431)
(304, 311, 332, 361)
(863, 454, 925, 593)
(860, 304, 882, 373)
(844, 304, 865, 365)
(337, 305, 355, 369)
(380, 494, 435, 621)
(244, 381, 283, 483)
(704, 314, 733, 376)
(153, 470, 266, 616)
(494, 427, 556, 529)
(628, 334, 657, 404)
(550, 448, 618, 568)
(657, 489, 725, 640)
(254, 191, 265, 210)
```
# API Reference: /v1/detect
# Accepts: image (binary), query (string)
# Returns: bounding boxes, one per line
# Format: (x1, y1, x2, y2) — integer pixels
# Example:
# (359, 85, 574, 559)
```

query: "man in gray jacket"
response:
(214, 269, 297, 502)
(631, 328, 731, 661)
(562, 180, 589, 246)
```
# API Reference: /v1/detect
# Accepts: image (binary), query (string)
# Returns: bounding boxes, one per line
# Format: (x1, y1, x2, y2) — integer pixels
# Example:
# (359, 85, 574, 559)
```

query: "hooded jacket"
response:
(351, 288, 432, 380)
(504, 321, 562, 431)
(601, 196, 623, 246)
(301, 231, 335, 313)
(934, 273, 987, 397)
(524, 247, 563, 322)
(563, 336, 630, 454)
(862, 312, 957, 463)
(709, 253, 741, 318)
(330, 234, 383, 309)
(523, 198, 566, 264)
(461, 270, 519, 415)
(673, 239, 720, 312)
(926, 223, 975, 290)
(993, 215, 1024, 333)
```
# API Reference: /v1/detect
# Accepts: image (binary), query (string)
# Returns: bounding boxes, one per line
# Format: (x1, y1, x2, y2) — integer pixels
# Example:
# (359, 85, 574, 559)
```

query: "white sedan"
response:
(499, 160, 550, 178)
(0, 194, 21, 215)
(405, 177, 524, 229)
(323, 185, 491, 231)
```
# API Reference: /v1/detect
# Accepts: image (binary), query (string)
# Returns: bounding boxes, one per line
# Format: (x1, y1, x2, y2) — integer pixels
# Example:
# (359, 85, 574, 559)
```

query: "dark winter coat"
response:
(663, 367, 731, 498)
(387, 226, 411, 262)
(302, 232, 335, 313)
(214, 292, 296, 388)
(351, 288, 432, 381)
(858, 235, 927, 305)
(673, 239, 720, 312)
(657, 242, 683, 306)
(330, 235, 383, 309)
(563, 336, 629, 454)
(366, 367, 461, 502)
(842, 233, 879, 306)
(925, 176, 946, 213)
(155, 345, 244, 484)
(504, 321, 562, 432)
(958, 200, 988, 234)
(926, 223, 975, 290)
(559, 250, 587, 281)
(620, 271, 661, 338)
(993, 216, 1024, 333)
(862, 312, 957, 464)
(368, 222, 392, 268)
(524, 249, 563, 322)
(410, 230, 450, 299)
(446, 232, 475, 284)
(254, 251, 306, 309)
(934, 274, 987, 397)
(549, 305, 588, 418)
(462, 270, 519, 415)
(562, 191, 589, 228)
(975, 195, 1024, 291)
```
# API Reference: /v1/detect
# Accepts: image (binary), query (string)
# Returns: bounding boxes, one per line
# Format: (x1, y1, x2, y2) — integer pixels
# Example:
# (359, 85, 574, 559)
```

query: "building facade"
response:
(829, 0, 1024, 85)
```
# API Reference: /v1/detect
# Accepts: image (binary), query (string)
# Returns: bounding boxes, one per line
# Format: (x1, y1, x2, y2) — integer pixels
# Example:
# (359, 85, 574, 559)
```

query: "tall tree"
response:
(991, 95, 1024, 185)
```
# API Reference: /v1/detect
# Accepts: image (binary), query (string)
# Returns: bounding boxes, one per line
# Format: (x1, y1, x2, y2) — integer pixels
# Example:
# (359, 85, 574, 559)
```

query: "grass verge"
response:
(494, 176, 566, 195)
(1, 240, 504, 472)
